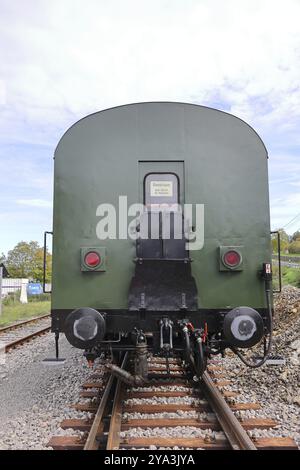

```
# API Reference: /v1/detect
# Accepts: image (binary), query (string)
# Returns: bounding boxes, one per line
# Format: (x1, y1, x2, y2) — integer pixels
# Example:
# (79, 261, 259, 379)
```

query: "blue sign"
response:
(27, 283, 43, 295)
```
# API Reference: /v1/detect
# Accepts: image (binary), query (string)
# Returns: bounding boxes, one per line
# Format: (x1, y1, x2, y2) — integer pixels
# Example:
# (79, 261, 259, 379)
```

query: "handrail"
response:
(271, 230, 282, 293)
(43, 231, 53, 293)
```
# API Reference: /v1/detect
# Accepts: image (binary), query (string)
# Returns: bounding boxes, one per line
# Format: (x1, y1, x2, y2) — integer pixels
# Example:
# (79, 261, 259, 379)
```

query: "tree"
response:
(289, 240, 300, 254)
(0, 252, 6, 264)
(291, 230, 300, 242)
(6, 241, 52, 282)
(272, 229, 289, 253)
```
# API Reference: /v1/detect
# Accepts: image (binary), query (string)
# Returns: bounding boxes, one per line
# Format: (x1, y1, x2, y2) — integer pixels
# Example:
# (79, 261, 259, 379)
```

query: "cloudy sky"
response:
(1, 0, 300, 254)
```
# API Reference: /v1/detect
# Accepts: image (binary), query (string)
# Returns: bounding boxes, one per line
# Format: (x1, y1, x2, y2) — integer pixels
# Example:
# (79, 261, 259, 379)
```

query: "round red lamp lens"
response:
(223, 250, 241, 267)
(85, 252, 101, 267)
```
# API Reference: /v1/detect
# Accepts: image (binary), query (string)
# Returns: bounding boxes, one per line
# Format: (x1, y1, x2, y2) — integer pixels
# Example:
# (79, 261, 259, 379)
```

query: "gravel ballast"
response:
(220, 286, 300, 448)
(0, 333, 104, 450)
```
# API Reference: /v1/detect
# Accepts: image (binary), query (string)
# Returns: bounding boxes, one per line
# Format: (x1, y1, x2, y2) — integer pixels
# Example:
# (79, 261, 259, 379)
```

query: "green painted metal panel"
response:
(51, 102, 271, 311)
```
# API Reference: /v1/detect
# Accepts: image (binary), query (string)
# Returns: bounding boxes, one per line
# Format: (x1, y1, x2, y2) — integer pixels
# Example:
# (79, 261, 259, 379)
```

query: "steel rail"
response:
(4, 326, 51, 352)
(201, 371, 257, 450)
(84, 352, 128, 451)
(0, 313, 50, 333)
(106, 356, 127, 450)
(48, 356, 298, 451)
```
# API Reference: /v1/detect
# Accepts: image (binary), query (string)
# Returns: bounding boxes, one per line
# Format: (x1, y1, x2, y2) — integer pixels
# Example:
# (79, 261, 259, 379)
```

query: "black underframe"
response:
(51, 308, 272, 335)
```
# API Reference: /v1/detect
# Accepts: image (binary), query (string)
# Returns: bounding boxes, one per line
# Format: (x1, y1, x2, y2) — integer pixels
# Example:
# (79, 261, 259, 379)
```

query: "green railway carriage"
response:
(49, 102, 273, 376)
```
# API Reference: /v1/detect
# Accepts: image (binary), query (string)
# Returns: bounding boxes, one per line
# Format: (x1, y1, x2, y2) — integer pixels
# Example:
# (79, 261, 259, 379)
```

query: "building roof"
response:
(0, 263, 10, 278)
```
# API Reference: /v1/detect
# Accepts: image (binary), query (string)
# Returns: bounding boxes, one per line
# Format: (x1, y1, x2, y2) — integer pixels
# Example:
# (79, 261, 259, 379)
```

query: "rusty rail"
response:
(4, 326, 51, 352)
(84, 353, 128, 451)
(106, 355, 128, 450)
(0, 313, 50, 333)
(49, 356, 298, 451)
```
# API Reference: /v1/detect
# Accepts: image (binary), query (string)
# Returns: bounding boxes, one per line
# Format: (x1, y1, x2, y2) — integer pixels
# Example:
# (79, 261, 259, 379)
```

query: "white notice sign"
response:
(150, 181, 173, 197)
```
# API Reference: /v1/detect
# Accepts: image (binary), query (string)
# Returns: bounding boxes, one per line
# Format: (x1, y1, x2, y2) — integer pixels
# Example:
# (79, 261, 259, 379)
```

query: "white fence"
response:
(0, 278, 29, 313)
(0, 279, 51, 297)
(1, 278, 27, 297)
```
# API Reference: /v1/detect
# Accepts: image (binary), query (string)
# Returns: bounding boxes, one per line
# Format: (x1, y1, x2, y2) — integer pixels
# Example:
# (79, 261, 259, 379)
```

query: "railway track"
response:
(0, 314, 51, 352)
(48, 354, 298, 451)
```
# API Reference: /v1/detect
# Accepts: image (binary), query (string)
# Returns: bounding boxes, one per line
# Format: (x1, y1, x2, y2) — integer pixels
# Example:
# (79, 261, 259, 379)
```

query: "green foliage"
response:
(291, 230, 300, 242)
(272, 265, 300, 289)
(28, 293, 51, 303)
(2, 291, 51, 306)
(289, 240, 300, 254)
(282, 267, 300, 287)
(5, 241, 52, 282)
(272, 229, 300, 255)
(2, 290, 21, 306)
(272, 229, 289, 253)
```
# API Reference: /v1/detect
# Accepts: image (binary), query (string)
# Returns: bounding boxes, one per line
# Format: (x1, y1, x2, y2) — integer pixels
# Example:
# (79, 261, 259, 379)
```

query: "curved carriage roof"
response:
(55, 102, 268, 158)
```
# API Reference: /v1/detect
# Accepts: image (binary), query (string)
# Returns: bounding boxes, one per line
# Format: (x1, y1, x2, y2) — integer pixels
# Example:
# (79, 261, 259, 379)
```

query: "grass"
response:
(0, 301, 51, 327)
(282, 267, 300, 287)
(273, 265, 300, 290)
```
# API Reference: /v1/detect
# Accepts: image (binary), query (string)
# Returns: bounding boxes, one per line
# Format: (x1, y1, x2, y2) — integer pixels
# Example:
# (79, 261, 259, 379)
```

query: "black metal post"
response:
(55, 331, 59, 359)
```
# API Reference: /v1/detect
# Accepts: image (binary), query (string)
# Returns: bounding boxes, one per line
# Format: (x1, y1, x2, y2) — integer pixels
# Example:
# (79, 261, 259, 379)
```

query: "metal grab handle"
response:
(43, 231, 53, 293)
(271, 230, 282, 293)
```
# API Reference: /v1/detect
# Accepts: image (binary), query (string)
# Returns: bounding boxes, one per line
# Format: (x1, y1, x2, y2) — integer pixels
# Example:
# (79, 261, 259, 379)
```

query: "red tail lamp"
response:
(84, 251, 101, 268)
(223, 250, 241, 268)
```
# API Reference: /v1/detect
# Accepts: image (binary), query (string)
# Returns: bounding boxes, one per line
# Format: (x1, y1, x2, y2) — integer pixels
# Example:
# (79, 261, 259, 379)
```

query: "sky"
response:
(0, 0, 300, 255)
